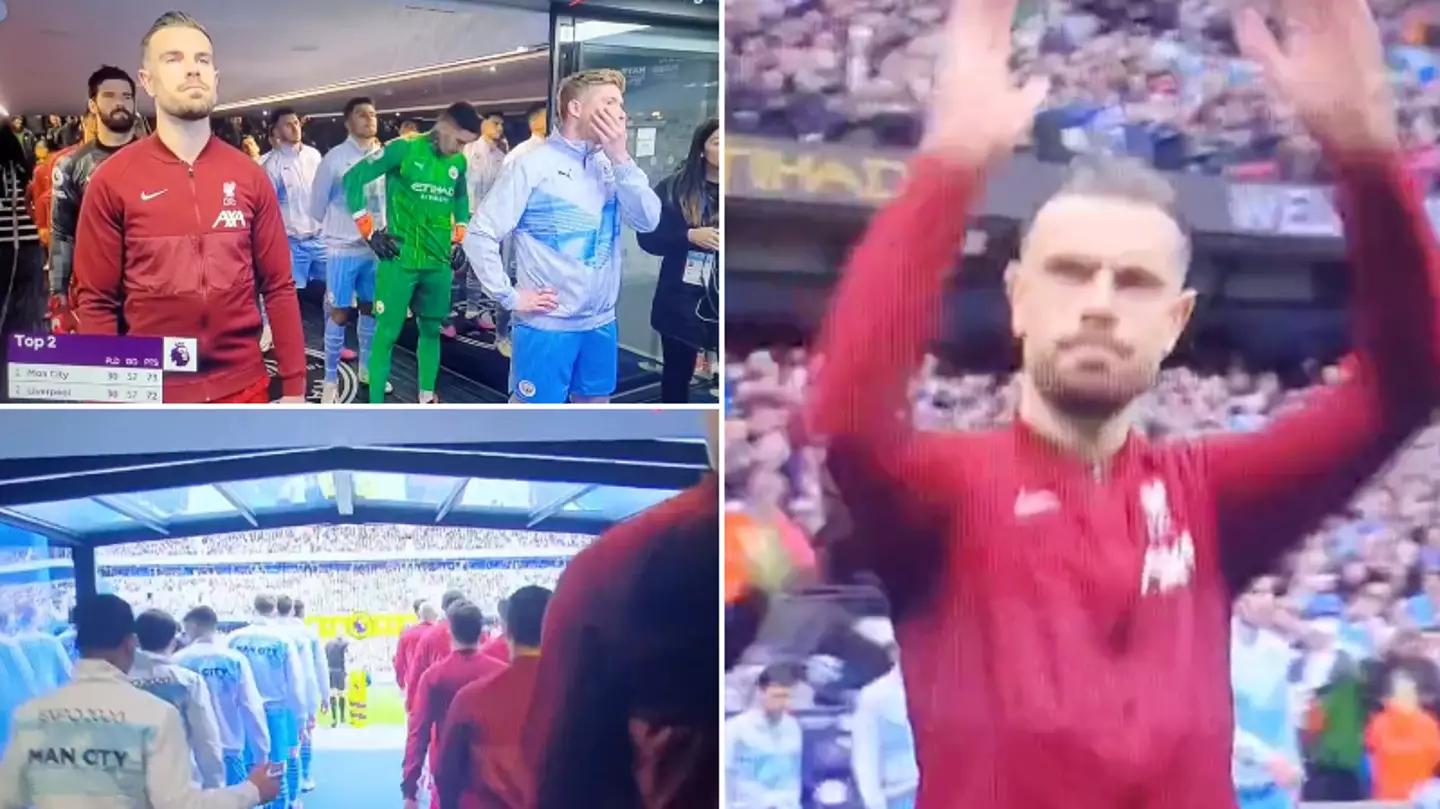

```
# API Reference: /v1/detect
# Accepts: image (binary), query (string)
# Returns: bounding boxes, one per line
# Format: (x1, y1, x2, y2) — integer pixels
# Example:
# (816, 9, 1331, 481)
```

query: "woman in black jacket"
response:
(637, 119, 720, 403)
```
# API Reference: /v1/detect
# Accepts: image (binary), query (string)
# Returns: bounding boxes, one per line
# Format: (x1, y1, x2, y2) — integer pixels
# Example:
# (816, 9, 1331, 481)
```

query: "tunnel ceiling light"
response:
(214, 48, 546, 113)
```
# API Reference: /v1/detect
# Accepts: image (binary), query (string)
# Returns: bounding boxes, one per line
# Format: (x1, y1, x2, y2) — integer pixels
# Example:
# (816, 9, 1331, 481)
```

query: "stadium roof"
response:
(0, 410, 710, 548)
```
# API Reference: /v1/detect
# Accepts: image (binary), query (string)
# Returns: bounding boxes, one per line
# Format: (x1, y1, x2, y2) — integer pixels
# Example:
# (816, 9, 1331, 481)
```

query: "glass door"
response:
(552, 11, 719, 384)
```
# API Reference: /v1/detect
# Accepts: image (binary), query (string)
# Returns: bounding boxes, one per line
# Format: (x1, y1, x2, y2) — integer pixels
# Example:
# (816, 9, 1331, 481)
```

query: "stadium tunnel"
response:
(0, 408, 709, 599)
(0, 409, 710, 807)
(0, 0, 720, 403)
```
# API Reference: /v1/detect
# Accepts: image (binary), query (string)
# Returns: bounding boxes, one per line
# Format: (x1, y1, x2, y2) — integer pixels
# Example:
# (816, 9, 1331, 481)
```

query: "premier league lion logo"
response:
(169, 343, 192, 368)
(348, 611, 375, 639)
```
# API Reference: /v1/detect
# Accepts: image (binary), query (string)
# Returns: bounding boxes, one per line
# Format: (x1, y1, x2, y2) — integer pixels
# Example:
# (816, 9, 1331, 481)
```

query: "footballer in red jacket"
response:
(71, 11, 305, 403)
(405, 591, 466, 708)
(433, 586, 552, 809)
(402, 602, 505, 809)
(395, 600, 438, 694)
(802, 1, 1440, 808)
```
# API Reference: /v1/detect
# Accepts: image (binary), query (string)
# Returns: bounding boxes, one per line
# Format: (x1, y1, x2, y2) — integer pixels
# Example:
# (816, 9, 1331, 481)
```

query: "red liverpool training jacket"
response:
(805, 152, 1440, 809)
(71, 133, 305, 402)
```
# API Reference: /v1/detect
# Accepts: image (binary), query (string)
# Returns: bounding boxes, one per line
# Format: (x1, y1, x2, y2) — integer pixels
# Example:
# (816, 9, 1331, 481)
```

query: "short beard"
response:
(1028, 352, 1155, 421)
(163, 99, 213, 122)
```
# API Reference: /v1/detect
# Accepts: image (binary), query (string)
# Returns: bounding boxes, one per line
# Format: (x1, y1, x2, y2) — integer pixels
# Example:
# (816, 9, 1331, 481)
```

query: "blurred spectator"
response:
(1366, 669, 1440, 801)
(725, 0, 1440, 182)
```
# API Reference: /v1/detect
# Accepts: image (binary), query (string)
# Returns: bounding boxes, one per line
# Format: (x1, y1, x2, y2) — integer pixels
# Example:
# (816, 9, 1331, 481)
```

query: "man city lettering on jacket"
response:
(231, 640, 287, 659)
(198, 665, 237, 682)
(28, 747, 131, 770)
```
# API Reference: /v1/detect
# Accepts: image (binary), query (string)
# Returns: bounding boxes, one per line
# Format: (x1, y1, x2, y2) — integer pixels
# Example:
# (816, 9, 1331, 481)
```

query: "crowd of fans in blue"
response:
(727, 0, 1440, 185)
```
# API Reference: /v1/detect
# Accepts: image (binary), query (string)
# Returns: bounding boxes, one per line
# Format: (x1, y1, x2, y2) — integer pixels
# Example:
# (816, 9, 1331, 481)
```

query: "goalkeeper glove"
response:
(367, 230, 401, 261)
(450, 243, 471, 274)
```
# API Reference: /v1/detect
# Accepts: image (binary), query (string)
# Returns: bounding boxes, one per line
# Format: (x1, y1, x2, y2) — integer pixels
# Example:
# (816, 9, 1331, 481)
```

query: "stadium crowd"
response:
(726, 348, 1440, 804)
(104, 562, 565, 631)
(93, 525, 595, 558)
(0, 524, 586, 682)
(725, 0, 1440, 182)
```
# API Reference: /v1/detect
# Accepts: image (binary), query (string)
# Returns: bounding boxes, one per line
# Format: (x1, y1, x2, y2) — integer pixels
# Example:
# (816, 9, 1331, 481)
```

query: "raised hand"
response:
(922, 0, 1049, 167)
(591, 106, 630, 165)
(1234, 0, 1399, 155)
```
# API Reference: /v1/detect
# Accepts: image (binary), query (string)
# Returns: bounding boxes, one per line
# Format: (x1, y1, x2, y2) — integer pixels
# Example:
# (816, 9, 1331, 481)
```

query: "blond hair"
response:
(141, 11, 212, 60)
(556, 69, 626, 120)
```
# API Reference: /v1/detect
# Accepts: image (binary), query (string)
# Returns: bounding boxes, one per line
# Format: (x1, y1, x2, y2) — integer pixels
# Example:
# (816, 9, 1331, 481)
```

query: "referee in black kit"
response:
(325, 633, 350, 728)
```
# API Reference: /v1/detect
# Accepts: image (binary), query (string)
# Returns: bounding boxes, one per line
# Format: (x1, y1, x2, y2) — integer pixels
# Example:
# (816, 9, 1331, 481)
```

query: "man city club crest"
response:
(448, 166, 459, 180)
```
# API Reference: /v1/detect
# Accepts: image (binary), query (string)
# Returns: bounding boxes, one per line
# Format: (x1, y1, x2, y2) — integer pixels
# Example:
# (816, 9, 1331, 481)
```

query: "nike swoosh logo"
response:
(1013, 490, 1059, 518)
(140, 190, 167, 201)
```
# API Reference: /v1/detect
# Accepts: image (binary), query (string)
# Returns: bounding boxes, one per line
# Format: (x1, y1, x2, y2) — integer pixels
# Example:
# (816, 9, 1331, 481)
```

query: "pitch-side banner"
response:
(1226, 181, 1440, 238)
(726, 136, 1440, 248)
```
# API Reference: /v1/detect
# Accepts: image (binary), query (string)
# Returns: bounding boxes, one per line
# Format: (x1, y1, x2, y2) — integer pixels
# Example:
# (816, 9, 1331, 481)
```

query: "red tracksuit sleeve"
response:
(433, 700, 475, 809)
(405, 639, 435, 712)
(395, 630, 415, 690)
(402, 671, 436, 800)
(1199, 154, 1440, 586)
(71, 167, 126, 335)
(249, 171, 305, 397)
(526, 551, 633, 809)
(804, 158, 984, 592)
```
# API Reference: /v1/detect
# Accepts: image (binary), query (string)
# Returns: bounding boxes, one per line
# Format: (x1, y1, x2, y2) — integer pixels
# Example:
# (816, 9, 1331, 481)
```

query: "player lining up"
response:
(177, 606, 272, 788)
(463, 69, 662, 405)
(47, 65, 141, 334)
(342, 102, 480, 404)
(799, 0, 1440, 807)
(256, 108, 324, 362)
(71, 11, 306, 403)
(227, 595, 307, 809)
(129, 609, 227, 789)
(307, 96, 390, 403)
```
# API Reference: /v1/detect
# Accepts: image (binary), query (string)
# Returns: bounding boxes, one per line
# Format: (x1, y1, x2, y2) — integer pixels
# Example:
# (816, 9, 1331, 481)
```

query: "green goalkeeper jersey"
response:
(343, 133, 469, 271)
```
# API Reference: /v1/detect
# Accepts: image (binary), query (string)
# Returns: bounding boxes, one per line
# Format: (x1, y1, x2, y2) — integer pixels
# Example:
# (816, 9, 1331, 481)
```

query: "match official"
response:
(0, 594, 280, 809)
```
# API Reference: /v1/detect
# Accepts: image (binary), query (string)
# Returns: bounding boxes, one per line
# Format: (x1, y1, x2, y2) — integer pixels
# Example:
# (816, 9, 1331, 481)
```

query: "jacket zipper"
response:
(187, 163, 211, 403)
